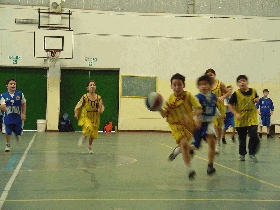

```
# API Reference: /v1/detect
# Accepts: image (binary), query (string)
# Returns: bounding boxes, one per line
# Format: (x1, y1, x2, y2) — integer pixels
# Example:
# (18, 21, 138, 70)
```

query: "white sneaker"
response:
(5, 144, 10, 152)
(168, 146, 179, 161)
(239, 155, 245, 161)
(215, 144, 220, 154)
(88, 147, 93, 154)
(249, 155, 258, 163)
(78, 136, 86, 147)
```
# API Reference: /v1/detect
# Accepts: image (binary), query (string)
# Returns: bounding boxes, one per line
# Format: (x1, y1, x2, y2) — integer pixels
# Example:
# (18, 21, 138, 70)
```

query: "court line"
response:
(1, 198, 280, 202)
(0, 133, 36, 209)
(149, 140, 280, 190)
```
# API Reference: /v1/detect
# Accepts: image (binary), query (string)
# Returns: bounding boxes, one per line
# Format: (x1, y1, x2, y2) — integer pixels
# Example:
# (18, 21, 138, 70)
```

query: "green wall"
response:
(60, 69, 119, 131)
(0, 67, 47, 130)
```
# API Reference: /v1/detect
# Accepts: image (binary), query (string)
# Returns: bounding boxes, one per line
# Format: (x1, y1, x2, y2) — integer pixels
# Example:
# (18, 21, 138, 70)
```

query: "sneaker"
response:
(88, 147, 93, 154)
(188, 170, 196, 180)
(239, 155, 245, 161)
(231, 136, 236, 143)
(267, 134, 273, 139)
(249, 155, 258, 163)
(78, 136, 86, 147)
(222, 138, 227, 144)
(258, 133, 262, 139)
(215, 144, 220, 154)
(207, 164, 216, 175)
(168, 146, 179, 161)
(189, 149, 195, 159)
(5, 144, 10, 152)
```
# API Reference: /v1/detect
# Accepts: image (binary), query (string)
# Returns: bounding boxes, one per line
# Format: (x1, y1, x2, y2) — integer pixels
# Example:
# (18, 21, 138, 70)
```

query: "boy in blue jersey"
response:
(221, 85, 236, 143)
(256, 89, 274, 139)
(168, 75, 222, 176)
(0, 78, 26, 152)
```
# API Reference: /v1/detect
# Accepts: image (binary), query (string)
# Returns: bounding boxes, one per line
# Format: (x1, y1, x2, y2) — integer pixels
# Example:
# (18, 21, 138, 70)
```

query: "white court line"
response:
(0, 133, 36, 209)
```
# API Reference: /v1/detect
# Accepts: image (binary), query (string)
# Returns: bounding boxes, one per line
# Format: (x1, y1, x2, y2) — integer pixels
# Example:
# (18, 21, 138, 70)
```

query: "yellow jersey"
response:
(234, 89, 258, 127)
(78, 94, 102, 138)
(211, 80, 226, 115)
(164, 91, 202, 126)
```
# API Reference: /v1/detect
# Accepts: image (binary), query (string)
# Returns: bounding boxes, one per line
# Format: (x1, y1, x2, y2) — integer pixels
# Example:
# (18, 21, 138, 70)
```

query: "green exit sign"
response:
(9, 55, 22, 64)
(8, 56, 22, 60)
(85, 57, 97, 62)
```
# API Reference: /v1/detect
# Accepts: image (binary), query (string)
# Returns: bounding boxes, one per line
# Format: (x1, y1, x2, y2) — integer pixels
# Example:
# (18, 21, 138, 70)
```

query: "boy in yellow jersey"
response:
(74, 80, 105, 154)
(227, 75, 260, 162)
(159, 73, 202, 180)
(205, 69, 229, 153)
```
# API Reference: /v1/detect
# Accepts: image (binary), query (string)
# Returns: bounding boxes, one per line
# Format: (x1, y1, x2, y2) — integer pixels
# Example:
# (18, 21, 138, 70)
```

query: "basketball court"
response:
(0, 132, 279, 209)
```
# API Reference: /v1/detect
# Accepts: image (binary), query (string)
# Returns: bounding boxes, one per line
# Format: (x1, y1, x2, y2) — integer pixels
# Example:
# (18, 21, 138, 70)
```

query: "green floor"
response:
(0, 132, 280, 210)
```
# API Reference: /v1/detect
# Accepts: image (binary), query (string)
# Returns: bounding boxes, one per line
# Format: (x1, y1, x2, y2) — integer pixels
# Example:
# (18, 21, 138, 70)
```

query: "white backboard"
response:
(34, 29, 73, 59)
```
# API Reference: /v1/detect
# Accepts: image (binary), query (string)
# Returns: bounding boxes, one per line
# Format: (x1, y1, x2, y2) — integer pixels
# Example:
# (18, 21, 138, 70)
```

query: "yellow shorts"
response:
(213, 117, 224, 129)
(81, 119, 99, 139)
(82, 126, 98, 139)
(169, 123, 192, 144)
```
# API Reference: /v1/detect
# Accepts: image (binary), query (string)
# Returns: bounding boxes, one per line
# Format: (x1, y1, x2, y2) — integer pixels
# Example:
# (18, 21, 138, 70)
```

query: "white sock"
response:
(174, 147, 180, 155)
(186, 165, 193, 172)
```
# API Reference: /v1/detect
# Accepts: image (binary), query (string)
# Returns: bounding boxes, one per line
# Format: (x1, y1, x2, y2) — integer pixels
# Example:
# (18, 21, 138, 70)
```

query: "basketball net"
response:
(46, 50, 61, 67)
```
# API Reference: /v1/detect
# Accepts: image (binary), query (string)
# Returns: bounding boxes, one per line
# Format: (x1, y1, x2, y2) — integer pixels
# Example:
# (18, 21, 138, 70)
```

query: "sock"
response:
(186, 164, 194, 173)
(174, 147, 180, 155)
(208, 163, 213, 168)
(189, 144, 196, 151)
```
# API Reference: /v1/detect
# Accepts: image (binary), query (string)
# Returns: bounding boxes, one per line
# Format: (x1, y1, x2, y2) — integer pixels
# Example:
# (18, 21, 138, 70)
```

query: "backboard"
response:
(34, 29, 73, 59)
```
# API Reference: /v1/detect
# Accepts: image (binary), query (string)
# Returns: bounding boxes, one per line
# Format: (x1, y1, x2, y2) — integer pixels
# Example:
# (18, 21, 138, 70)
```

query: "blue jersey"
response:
(196, 92, 217, 122)
(1, 90, 23, 124)
(256, 97, 274, 116)
(225, 97, 234, 117)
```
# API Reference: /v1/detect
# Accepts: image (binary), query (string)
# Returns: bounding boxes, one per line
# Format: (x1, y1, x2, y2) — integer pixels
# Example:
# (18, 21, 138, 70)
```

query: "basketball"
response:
(145, 92, 163, 111)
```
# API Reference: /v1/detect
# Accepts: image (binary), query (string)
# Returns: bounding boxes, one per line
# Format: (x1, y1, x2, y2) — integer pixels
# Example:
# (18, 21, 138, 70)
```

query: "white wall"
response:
(1, 5, 280, 132)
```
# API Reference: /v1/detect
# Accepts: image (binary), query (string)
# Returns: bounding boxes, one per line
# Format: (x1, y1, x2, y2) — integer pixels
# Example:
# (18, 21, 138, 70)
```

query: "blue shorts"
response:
(223, 112, 234, 130)
(3, 123, 23, 135)
(191, 122, 215, 149)
(259, 115, 271, 126)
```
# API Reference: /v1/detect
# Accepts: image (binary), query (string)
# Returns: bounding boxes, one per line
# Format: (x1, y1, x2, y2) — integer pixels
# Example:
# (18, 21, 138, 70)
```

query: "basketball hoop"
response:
(45, 50, 61, 67)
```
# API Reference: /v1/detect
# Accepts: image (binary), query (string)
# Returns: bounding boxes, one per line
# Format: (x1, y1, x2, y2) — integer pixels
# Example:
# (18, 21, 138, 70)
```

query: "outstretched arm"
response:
(218, 82, 230, 102)
(74, 96, 84, 119)
(0, 95, 7, 112)
(21, 103, 26, 120)
(159, 107, 168, 118)
(98, 99, 105, 113)
(0, 104, 6, 112)
(228, 104, 241, 120)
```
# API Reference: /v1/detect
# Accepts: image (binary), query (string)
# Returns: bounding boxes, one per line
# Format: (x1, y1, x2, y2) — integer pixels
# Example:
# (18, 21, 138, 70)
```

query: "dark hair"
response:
(87, 80, 96, 86)
(263, 89, 269, 93)
(197, 75, 212, 86)
(6, 78, 16, 85)
(170, 73, 185, 84)
(227, 85, 232, 88)
(236, 75, 248, 82)
(205, 68, 216, 75)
